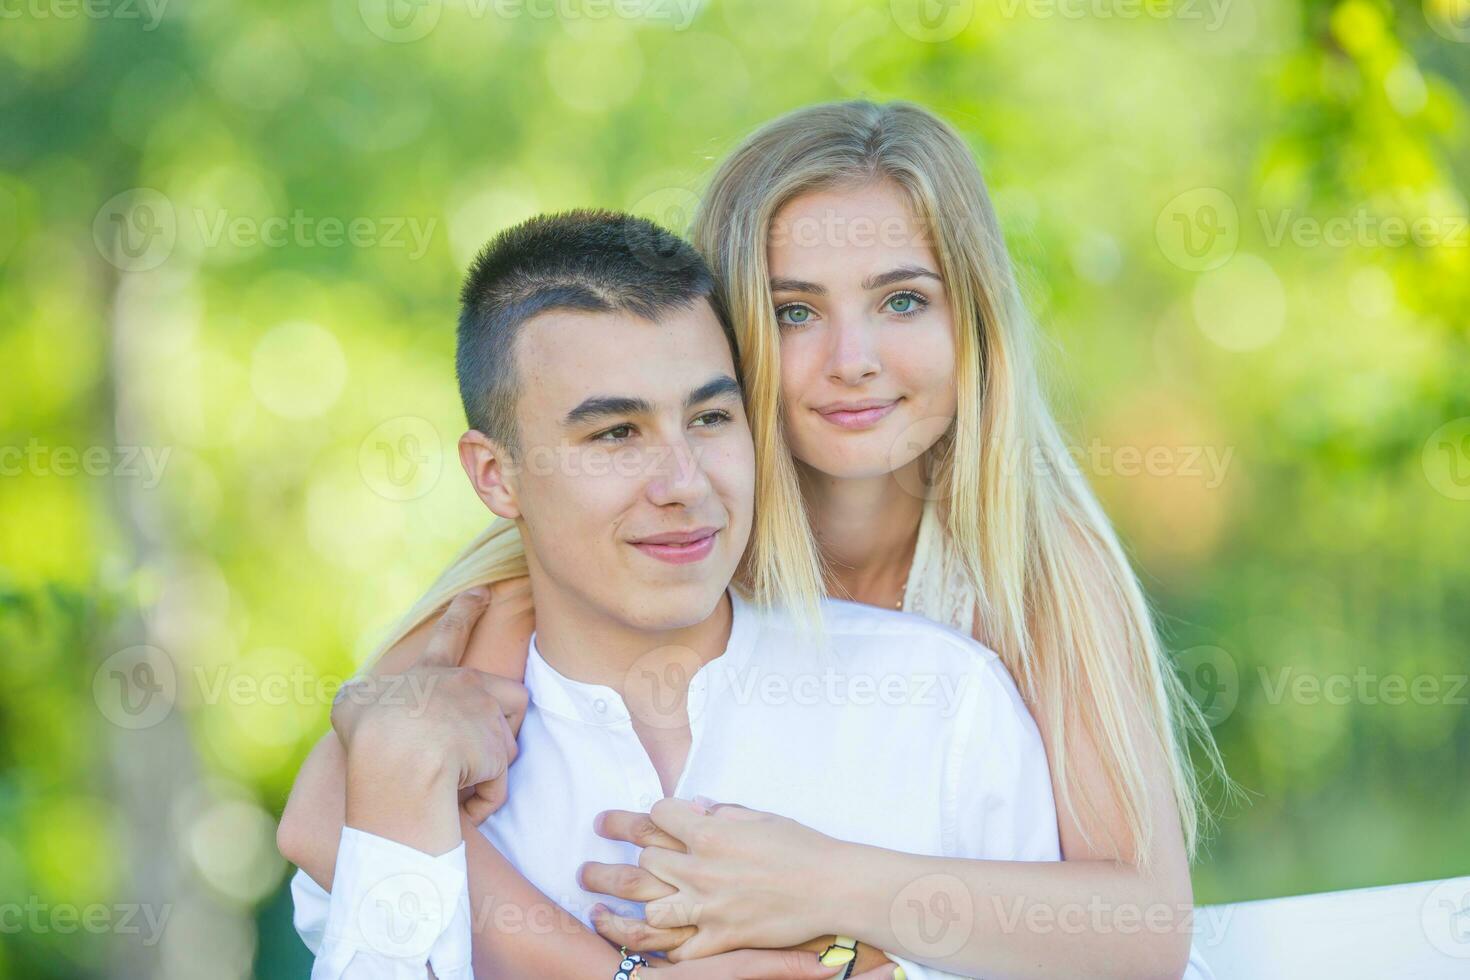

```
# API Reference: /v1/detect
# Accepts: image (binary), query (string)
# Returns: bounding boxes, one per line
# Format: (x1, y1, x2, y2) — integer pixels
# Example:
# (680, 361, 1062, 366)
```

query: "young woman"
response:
(280, 100, 1225, 979)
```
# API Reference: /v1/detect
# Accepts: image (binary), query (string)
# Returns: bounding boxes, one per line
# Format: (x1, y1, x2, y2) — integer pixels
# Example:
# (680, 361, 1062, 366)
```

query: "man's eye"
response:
(775, 303, 815, 327)
(692, 410, 731, 428)
(594, 424, 635, 442)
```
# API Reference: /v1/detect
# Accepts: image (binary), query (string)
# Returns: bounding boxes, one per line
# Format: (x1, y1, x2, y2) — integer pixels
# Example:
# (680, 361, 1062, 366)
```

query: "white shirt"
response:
(293, 589, 1061, 978)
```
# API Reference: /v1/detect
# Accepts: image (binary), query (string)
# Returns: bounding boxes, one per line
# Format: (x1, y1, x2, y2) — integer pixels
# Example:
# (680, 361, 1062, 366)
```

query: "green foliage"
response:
(1, 0, 1466, 975)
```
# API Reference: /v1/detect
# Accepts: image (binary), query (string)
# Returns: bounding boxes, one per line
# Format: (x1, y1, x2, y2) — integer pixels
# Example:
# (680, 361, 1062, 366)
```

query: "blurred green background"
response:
(2, 0, 1468, 976)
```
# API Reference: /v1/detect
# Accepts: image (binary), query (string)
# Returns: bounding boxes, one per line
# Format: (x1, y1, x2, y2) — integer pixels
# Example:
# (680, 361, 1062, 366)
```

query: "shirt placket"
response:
(593, 692, 664, 813)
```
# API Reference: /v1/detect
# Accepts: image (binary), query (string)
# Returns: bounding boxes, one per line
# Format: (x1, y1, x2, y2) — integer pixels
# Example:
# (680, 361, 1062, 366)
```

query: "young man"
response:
(286, 211, 1060, 979)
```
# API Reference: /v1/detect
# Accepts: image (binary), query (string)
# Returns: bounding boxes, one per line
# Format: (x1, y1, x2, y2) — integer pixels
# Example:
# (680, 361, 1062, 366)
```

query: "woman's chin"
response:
(796, 450, 910, 483)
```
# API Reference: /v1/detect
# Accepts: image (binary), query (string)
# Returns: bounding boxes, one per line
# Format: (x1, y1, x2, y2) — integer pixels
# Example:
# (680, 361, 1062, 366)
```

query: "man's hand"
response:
(332, 588, 523, 854)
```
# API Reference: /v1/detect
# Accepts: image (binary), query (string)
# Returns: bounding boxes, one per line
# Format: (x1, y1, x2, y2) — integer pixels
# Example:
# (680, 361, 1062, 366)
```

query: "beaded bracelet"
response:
(615, 946, 648, 980)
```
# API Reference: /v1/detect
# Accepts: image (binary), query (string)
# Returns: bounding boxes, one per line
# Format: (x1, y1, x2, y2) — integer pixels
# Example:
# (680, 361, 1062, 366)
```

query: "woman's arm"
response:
(277, 580, 535, 885)
(588, 614, 1194, 980)
(589, 733, 1190, 980)
(829, 706, 1193, 980)
(461, 812, 895, 979)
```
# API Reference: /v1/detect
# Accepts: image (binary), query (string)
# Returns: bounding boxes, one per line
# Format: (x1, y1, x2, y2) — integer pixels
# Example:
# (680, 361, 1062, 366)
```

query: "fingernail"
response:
(467, 586, 490, 600)
(818, 948, 855, 969)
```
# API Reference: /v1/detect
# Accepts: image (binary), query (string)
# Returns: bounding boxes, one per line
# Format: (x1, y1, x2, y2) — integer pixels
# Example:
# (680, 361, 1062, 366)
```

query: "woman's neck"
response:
(799, 456, 928, 607)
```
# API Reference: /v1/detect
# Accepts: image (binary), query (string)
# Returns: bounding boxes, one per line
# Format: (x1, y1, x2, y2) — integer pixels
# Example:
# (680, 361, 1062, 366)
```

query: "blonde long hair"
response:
(690, 99, 1224, 863)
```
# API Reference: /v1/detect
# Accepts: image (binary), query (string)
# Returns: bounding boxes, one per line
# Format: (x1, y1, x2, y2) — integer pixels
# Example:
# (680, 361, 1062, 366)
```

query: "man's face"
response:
(484, 302, 754, 631)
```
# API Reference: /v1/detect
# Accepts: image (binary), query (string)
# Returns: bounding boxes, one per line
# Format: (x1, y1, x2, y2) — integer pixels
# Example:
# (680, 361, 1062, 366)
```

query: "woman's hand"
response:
(459, 575, 536, 683)
(449, 578, 534, 822)
(581, 797, 844, 960)
(646, 948, 897, 980)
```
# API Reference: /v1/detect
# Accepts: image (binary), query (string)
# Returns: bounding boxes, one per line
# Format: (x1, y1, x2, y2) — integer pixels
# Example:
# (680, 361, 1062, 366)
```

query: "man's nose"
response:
(644, 436, 714, 507)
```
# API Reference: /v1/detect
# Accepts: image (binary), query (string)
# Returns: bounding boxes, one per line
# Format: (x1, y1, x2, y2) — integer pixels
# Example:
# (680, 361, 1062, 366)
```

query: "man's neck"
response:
(530, 586, 735, 700)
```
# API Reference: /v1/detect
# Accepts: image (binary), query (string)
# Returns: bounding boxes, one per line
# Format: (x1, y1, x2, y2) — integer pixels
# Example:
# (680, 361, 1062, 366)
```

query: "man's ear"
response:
(458, 430, 521, 520)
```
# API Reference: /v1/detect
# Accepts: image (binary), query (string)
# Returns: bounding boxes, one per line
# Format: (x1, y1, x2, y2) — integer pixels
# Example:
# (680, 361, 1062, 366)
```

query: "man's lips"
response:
(630, 528, 719, 565)
(815, 398, 900, 430)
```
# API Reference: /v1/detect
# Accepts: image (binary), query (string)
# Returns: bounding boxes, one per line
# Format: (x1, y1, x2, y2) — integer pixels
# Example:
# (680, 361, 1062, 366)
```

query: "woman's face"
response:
(768, 180, 958, 482)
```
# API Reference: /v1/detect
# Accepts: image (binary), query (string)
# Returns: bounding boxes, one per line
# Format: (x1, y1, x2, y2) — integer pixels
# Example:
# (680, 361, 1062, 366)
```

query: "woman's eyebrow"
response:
(769, 276, 824, 295)
(769, 266, 941, 296)
(860, 266, 942, 290)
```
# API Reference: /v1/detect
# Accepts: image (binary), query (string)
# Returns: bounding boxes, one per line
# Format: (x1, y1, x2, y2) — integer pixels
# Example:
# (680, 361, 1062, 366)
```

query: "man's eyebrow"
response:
(685, 374, 741, 407)
(561, 395, 653, 428)
(560, 375, 741, 428)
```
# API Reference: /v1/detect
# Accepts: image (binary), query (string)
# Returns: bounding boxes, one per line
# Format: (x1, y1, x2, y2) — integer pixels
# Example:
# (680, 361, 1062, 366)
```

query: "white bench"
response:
(1196, 876, 1470, 978)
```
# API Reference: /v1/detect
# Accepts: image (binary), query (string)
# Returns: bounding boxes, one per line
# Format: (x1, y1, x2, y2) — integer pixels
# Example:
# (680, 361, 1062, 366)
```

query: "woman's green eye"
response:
(777, 304, 812, 326)
(886, 291, 927, 316)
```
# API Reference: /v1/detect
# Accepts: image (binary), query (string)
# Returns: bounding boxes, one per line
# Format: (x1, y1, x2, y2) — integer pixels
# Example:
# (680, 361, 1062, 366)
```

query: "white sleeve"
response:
(290, 827, 473, 980)
(943, 655, 1062, 863)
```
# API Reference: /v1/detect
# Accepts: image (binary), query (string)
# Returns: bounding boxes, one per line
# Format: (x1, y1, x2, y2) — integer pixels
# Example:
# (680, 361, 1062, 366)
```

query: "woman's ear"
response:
(458, 429, 521, 520)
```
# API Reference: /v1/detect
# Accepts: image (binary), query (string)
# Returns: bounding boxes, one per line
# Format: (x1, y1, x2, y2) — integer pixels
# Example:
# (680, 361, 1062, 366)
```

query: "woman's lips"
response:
(631, 531, 718, 565)
(816, 399, 899, 430)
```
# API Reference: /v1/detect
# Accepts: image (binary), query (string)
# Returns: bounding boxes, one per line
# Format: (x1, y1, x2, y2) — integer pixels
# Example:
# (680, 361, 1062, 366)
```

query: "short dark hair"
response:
(456, 208, 735, 456)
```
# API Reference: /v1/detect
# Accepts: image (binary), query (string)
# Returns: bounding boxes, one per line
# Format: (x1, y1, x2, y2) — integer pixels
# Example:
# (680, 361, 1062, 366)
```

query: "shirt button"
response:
(594, 698, 607, 713)
(637, 794, 653, 808)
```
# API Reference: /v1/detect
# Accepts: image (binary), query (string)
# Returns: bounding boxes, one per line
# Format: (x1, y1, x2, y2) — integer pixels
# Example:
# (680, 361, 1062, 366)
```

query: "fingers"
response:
(849, 965, 898, 980)
(637, 845, 691, 888)
(487, 575, 535, 619)
(421, 589, 492, 668)
(726, 948, 856, 980)
(595, 809, 688, 852)
(648, 797, 709, 842)
(642, 893, 698, 929)
(496, 711, 518, 766)
(589, 905, 694, 953)
(485, 674, 530, 732)
(577, 861, 676, 902)
(462, 776, 506, 824)
(464, 577, 536, 680)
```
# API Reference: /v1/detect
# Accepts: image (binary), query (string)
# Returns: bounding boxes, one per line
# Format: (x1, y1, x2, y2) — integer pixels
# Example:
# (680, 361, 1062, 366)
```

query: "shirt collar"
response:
(524, 588, 759, 726)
